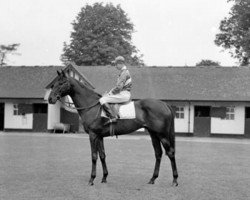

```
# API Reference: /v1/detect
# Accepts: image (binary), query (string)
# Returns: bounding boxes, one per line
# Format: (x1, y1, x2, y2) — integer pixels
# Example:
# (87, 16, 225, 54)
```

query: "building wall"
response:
(173, 102, 245, 135)
(4, 103, 33, 129)
(47, 102, 60, 130)
(211, 106, 245, 135)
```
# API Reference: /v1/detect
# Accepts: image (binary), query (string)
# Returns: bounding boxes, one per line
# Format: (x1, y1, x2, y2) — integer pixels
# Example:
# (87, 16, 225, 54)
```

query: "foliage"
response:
(214, 0, 250, 66)
(195, 59, 221, 67)
(0, 43, 20, 66)
(61, 3, 144, 66)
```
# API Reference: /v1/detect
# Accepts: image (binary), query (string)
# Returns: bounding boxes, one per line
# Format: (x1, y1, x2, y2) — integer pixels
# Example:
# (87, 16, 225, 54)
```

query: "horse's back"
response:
(135, 98, 173, 116)
(134, 98, 174, 127)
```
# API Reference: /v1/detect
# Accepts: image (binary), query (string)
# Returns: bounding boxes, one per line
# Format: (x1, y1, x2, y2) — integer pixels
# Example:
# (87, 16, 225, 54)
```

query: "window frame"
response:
(225, 106, 235, 120)
(175, 106, 185, 119)
(13, 104, 20, 116)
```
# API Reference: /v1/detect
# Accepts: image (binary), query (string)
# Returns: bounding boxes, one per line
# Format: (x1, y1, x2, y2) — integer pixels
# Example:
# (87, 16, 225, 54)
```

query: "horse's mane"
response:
(72, 78, 102, 98)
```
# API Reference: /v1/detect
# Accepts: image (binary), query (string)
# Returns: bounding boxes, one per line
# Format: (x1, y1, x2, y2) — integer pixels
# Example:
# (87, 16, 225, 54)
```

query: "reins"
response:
(59, 99, 100, 111)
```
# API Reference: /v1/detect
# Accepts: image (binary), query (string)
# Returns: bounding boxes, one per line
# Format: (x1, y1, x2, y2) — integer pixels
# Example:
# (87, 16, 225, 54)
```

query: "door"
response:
(194, 106, 211, 136)
(0, 103, 4, 131)
(33, 104, 48, 132)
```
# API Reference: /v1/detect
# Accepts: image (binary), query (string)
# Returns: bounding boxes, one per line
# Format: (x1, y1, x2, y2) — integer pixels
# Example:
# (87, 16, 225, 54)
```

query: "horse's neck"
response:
(68, 79, 100, 109)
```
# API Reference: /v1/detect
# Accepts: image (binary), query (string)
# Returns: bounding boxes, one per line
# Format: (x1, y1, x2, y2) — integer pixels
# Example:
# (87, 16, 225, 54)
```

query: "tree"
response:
(61, 3, 144, 66)
(0, 43, 20, 66)
(214, 0, 250, 66)
(196, 59, 221, 67)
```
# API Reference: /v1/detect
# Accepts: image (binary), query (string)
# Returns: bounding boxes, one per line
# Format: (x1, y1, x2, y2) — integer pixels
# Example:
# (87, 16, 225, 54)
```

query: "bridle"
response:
(52, 77, 102, 122)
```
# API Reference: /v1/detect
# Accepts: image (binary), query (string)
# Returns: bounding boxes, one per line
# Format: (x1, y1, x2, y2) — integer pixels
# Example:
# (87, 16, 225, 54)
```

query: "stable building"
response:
(0, 66, 63, 132)
(1, 64, 250, 137)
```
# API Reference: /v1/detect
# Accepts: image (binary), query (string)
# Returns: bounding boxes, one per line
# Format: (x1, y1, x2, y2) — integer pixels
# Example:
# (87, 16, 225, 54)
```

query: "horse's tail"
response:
(164, 103, 176, 151)
(170, 108, 175, 150)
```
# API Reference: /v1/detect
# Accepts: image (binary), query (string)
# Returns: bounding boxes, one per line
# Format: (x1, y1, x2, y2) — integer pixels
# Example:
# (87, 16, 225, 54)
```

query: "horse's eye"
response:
(51, 84, 54, 89)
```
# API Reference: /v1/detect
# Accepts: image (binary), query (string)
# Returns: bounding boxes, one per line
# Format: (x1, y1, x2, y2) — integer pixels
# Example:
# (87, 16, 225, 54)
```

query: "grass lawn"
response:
(0, 133, 249, 200)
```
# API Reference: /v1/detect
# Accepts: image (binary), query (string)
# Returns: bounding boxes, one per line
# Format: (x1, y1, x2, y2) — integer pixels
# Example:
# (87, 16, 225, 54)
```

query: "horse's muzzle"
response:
(48, 94, 61, 104)
(48, 97, 54, 104)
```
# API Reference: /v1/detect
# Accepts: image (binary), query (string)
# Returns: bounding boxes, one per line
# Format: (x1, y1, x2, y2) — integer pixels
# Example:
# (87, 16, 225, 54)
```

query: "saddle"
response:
(101, 100, 136, 119)
(109, 100, 131, 118)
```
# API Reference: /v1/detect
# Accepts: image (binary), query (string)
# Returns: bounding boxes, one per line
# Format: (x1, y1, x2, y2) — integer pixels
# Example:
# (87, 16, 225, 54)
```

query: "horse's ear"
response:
(61, 70, 66, 77)
(57, 70, 61, 76)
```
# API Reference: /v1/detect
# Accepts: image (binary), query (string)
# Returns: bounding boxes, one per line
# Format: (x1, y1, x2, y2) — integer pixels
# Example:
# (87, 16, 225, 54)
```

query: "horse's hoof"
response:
(101, 179, 107, 183)
(88, 182, 94, 186)
(171, 181, 178, 187)
(148, 180, 155, 184)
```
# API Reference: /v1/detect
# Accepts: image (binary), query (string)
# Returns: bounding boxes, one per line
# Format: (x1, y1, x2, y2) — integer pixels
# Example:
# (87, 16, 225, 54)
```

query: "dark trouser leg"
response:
(102, 103, 117, 124)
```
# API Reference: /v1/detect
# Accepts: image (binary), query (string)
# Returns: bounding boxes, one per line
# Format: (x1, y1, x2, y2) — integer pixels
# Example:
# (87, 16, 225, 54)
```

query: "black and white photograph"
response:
(0, 0, 250, 199)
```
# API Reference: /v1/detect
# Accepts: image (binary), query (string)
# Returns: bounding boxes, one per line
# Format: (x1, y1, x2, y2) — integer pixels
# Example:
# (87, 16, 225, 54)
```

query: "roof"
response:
(74, 65, 250, 102)
(1, 65, 250, 102)
(45, 62, 95, 90)
(0, 66, 63, 99)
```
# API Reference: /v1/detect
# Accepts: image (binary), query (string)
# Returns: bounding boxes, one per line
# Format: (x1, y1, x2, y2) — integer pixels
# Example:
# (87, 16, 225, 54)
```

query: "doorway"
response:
(194, 106, 211, 136)
(245, 107, 250, 137)
(0, 103, 4, 131)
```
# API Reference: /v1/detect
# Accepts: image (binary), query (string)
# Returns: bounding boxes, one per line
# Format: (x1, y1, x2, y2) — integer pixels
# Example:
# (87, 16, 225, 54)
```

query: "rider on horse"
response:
(99, 56, 132, 124)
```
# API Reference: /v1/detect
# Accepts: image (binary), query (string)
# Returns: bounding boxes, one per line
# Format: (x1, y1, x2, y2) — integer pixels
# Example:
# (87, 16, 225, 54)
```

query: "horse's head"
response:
(48, 70, 71, 104)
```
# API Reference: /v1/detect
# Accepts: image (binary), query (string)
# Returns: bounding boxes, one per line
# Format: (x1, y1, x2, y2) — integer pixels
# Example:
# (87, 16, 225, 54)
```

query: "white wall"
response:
(211, 106, 245, 135)
(47, 102, 61, 130)
(4, 103, 33, 129)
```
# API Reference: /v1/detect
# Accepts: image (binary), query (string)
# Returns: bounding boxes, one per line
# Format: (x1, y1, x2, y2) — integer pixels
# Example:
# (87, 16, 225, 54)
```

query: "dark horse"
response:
(48, 70, 178, 186)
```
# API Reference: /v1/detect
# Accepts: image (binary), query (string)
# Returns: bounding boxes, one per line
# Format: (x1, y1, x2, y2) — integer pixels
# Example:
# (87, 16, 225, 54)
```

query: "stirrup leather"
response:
(104, 117, 117, 126)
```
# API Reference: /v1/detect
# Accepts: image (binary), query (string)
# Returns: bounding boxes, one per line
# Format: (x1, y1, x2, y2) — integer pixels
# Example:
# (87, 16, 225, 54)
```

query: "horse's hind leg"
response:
(168, 153, 178, 186)
(148, 132, 163, 184)
(160, 136, 178, 186)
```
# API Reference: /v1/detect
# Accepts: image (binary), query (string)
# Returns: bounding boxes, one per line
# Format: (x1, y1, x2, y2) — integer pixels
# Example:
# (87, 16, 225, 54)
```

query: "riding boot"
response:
(102, 103, 117, 125)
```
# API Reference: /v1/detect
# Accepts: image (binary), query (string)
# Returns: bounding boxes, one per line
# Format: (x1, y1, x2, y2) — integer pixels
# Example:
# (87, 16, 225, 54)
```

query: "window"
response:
(13, 104, 20, 115)
(69, 70, 75, 78)
(175, 106, 185, 119)
(225, 107, 235, 120)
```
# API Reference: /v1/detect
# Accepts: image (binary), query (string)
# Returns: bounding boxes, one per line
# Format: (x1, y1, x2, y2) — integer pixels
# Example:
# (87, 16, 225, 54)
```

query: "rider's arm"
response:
(110, 70, 131, 94)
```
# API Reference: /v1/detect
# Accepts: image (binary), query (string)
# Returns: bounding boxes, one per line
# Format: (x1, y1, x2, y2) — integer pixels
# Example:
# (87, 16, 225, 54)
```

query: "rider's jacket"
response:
(111, 66, 132, 95)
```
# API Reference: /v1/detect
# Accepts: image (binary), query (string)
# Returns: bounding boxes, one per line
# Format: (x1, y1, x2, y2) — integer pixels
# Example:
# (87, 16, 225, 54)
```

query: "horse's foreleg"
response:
(88, 132, 98, 186)
(148, 133, 163, 184)
(97, 137, 108, 183)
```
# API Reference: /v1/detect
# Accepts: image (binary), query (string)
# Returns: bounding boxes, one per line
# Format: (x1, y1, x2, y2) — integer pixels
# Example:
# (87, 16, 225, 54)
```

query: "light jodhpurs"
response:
(99, 91, 131, 105)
